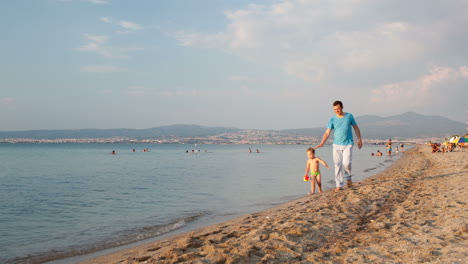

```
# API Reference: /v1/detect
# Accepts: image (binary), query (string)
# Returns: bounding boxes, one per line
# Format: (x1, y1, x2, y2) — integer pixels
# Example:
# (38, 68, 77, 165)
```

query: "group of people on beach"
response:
(304, 100, 362, 194)
(430, 137, 467, 153)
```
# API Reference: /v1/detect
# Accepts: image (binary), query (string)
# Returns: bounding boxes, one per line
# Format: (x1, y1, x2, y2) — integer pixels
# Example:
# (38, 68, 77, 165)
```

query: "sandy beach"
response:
(80, 146, 467, 264)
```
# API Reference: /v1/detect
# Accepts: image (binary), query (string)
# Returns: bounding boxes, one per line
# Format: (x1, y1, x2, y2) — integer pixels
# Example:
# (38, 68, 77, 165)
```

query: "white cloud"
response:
(86, 0, 110, 4)
(100, 17, 112, 23)
(84, 34, 108, 44)
(0, 97, 15, 105)
(81, 64, 127, 73)
(125, 86, 157, 96)
(175, 0, 468, 84)
(117, 20, 142, 30)
(229, 75, 252, 81)
(370, 66, 468, 107)
(74, 34, 139, 59)
(99, 17, 143, 33)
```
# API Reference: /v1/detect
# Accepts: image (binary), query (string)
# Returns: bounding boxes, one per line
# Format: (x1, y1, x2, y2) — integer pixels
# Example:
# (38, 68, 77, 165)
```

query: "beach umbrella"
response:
(455, 137, 468, 146)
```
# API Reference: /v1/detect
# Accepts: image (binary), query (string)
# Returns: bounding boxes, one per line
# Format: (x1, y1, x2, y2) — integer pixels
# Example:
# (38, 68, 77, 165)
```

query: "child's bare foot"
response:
(319, 189, 323, 193)
(308, 192, 314, 195)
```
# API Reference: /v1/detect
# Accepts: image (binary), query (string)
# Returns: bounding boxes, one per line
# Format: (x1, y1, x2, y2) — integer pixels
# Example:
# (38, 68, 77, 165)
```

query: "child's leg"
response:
(317, 174, 323, 193)
(310, 177, 316, 194)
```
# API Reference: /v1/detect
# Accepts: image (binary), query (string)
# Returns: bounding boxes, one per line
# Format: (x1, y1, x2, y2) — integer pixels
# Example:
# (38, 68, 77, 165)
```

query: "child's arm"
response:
(318, 158, 329, 168)
(305, 160, 310, 176)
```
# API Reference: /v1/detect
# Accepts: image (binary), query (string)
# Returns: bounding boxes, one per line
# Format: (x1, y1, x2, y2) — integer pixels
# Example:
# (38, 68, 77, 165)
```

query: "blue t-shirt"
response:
(327, 113, 357, 146)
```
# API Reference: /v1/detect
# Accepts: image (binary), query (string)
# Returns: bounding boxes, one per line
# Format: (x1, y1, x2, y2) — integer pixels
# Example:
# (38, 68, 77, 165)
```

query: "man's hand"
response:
(357, 139, 363, 149)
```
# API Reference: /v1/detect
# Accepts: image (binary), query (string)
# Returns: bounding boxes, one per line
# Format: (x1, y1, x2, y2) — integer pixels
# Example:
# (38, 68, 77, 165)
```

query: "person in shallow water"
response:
(304, 147, 329, 195)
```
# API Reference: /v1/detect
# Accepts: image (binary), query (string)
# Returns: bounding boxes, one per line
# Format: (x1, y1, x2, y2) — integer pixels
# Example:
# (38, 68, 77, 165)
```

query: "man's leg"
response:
(343, 144, 353, 187)
(333, 144, 344, 188)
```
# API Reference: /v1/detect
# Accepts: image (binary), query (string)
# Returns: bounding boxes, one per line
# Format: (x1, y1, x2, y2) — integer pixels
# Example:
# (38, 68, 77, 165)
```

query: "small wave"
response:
(363, 167, 377, 173)
(9, 212, 209, 264)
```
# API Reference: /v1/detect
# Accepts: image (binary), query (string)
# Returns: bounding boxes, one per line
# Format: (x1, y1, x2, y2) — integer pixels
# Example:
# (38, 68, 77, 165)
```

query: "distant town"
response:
(0, 129, 435, 145)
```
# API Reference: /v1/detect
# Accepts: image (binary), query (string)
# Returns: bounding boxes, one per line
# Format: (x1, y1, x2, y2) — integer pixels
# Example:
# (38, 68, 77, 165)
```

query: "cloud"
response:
(117, 20, 142, 30)
(81, 64, 127, 73)
(100, 17, 143, 33)
(125, 86, 155, 96)
(0, 97, 15, 105)
(85, 34, 108, 44)
(229, 75, 252, 81)
(175, 0, 468, 83)
(370, 65, 468, 107)
(100, 17, 111, 23)
(86, 0, 110, 4)
(155, 85, 293, 100)
(74, 34, 139, 59)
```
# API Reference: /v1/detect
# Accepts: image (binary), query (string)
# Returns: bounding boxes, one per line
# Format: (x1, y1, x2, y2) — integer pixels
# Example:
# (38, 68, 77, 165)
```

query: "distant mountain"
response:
(0, 124, 241, 139)
(283, 112, 465, 139)
(0, 112, 464, 140)
(356, 112, 465, 139)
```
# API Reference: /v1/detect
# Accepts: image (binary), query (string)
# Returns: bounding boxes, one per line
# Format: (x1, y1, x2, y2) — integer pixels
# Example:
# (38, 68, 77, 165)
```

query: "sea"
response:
(0, 143, 403, 263)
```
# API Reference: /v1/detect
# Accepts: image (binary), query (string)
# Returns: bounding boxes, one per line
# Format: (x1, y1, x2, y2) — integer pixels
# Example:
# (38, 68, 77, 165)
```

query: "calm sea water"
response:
(0, 143, 400, 263)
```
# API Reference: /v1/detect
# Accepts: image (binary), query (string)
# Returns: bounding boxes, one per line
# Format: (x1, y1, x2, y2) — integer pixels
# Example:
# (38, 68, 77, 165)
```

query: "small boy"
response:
(304, 147, 329, 195)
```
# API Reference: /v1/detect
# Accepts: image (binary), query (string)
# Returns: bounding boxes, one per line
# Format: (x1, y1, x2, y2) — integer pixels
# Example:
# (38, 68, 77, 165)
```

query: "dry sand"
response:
(80, 146, 467, 264)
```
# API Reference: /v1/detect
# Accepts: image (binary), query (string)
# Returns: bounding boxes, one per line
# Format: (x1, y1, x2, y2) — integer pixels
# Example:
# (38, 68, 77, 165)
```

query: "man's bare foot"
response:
(334, 187, 342, 192)
(319, 190, 323, 193)
(346, 179, 353, 188)
(308, 192, 314, 195)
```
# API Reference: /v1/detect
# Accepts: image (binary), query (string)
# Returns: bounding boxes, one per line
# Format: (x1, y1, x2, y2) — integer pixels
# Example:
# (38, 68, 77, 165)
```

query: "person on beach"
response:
(315, 100, 362, 192)
(304, 147, 329, 195)
(386, 139, 392, 156)
(376, 150, 383, 156)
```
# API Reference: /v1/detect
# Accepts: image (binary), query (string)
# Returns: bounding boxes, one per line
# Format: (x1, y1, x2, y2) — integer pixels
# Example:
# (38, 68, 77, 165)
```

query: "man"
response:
(386, 139, 392, 156)
(315, 100, 362, 192)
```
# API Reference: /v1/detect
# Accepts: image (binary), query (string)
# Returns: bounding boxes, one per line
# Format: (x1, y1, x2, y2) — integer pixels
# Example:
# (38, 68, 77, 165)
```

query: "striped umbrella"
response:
(454, 136, 468, 146)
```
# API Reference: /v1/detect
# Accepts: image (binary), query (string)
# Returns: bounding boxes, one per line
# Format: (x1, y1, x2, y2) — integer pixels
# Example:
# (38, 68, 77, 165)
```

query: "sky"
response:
(1, 0, 467, 131)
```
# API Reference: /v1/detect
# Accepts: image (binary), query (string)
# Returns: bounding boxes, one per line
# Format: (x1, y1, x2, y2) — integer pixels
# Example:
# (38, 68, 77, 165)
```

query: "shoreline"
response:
(77, 146, 467, 263)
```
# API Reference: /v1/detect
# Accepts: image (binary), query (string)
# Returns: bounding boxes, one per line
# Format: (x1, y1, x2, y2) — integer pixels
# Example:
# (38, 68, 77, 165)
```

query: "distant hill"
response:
(0, 124, 241, 139)
(356, 112, 465, 139)
(282, 112, 465, 139)
(0, 112, 464, 140)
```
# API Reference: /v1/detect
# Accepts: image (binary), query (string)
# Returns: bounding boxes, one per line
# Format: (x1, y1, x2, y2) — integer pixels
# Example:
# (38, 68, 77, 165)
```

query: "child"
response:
(304, 147, 329, 195)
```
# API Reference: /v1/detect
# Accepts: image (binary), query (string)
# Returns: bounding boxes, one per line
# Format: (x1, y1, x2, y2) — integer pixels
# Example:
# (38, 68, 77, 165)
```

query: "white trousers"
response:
(332, 144, 353, 188)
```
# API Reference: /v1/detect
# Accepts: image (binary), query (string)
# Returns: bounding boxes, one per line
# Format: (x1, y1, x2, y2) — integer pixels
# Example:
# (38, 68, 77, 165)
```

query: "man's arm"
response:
(315, 128, 332, 148)
(353, 125, 362, 149)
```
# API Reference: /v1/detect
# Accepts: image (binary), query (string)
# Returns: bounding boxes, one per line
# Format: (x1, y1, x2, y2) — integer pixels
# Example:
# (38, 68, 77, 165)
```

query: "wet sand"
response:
(80, 146, 467, 264)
